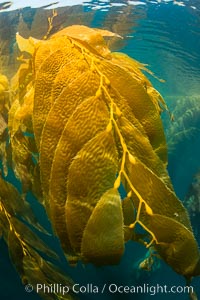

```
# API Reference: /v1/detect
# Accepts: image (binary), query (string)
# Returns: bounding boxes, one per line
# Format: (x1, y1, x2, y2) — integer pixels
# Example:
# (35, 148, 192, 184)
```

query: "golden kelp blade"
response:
(66, 130, 118, 256)
(0, 73, 9, 175)
(16, 33, 38, 55)
(51, 25, 121, 57)
(115, 115, 170, 187)
(0, 73, 9, 91)
(144, 214, 200, 278)
(81, 188, 124, 265)
(126, 159, 191, 229)
(22, 248, 75, 300)
(0, 74, 9, 113)
(8, 232, 74, 300)
(0, 175, 42, 231)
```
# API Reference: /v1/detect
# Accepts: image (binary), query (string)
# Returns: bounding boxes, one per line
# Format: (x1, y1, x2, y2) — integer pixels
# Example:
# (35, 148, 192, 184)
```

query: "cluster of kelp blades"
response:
(0, 25, 200, 299)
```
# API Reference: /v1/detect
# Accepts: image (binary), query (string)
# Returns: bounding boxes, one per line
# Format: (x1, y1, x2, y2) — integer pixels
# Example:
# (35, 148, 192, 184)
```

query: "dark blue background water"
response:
(0, 1, 200, 299)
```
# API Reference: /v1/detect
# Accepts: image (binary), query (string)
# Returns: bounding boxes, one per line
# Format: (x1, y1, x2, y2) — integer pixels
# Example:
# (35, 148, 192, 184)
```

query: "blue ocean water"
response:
(0, 1, 200, 299)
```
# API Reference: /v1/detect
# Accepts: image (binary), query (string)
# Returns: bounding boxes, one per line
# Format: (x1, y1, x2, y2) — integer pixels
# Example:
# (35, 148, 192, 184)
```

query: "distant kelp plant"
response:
(0, 23, 200, 298)
(165, 95, 200, 155)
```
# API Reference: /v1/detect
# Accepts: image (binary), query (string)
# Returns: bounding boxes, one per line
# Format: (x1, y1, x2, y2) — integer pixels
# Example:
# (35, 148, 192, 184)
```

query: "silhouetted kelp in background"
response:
(164, 94, 200, 204)
(184, 171, 200, 242)
(0, 19, 200, 299)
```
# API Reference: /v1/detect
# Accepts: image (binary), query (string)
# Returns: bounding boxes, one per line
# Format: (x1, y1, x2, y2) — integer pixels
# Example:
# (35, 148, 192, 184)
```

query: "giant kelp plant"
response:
(0, 24, 200, 298)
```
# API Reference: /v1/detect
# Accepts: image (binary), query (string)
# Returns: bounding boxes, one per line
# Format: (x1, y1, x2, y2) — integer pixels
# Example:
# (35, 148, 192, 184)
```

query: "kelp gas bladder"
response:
(1, 25, 200, 294)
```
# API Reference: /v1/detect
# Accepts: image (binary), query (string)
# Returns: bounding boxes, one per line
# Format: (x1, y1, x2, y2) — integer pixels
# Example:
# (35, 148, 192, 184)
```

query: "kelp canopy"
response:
(0, 24, 200, 296)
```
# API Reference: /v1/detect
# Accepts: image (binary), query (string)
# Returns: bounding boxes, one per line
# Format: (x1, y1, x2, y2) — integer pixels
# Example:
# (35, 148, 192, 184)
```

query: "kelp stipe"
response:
(1, 24, 200, 297)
